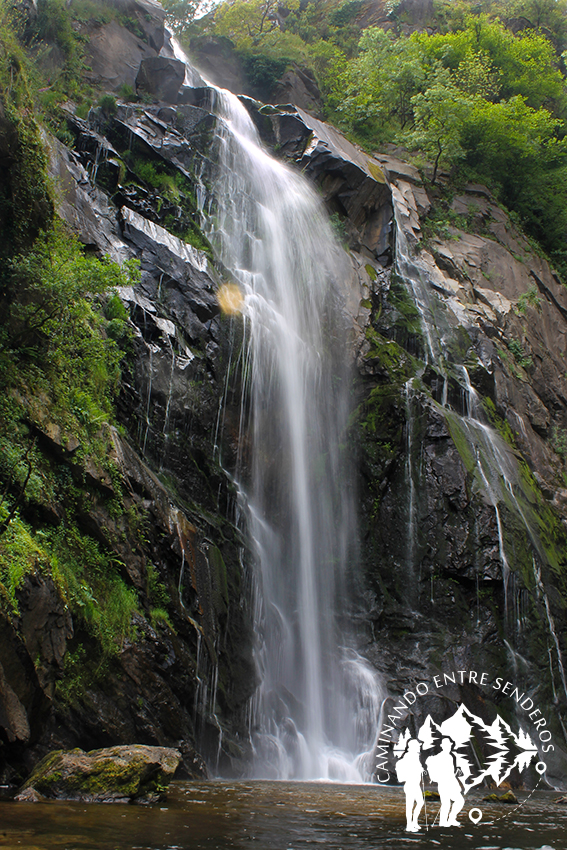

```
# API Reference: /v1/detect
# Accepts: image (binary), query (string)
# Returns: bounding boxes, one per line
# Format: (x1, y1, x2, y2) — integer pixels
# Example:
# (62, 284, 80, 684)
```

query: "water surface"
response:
(1, 781, 565, 849)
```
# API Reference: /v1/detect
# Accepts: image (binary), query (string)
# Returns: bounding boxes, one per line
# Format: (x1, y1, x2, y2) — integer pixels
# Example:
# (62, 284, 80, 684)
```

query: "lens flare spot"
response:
(217, 283, 244, 315)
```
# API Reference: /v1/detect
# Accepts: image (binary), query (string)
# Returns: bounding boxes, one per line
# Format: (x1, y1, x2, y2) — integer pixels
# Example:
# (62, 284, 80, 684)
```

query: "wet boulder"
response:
(16, 745, 181, 803)
(136, 57, 187, 104)
(257, 105, 393, 264)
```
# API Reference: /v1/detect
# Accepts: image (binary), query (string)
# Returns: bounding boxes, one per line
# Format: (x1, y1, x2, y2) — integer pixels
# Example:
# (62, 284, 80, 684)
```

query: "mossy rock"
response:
(482, 790, 518, 804)
(16, 745, 181, 803)
(424, 789, 440, 800)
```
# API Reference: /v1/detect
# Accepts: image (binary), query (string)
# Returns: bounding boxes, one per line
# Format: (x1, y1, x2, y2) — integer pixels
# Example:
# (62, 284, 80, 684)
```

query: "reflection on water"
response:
(0, 781, 565, 850)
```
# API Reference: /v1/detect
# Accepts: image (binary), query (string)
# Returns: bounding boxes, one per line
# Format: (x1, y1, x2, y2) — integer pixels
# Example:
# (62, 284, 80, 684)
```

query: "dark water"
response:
(1, 781, 566, 850)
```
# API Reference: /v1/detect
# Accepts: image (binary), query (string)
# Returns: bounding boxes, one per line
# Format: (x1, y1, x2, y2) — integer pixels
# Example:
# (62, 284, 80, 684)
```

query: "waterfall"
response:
(172, 43, 385, 779)
(391, 192, 567, 701)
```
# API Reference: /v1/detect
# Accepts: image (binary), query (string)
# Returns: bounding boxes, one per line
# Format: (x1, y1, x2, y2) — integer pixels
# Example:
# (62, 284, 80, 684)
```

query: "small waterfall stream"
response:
(391, 192, 567, 704)
(173, 43, 385, 779)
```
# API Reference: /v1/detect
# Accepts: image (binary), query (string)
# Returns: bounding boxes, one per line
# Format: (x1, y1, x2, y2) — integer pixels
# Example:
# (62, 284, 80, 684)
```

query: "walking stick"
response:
(421, 770, 428, 830)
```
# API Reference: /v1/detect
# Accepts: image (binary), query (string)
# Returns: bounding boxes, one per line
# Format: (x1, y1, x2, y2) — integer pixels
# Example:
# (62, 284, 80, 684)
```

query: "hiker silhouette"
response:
(426, 737, 465, 827)
(395, 738, 424, 832)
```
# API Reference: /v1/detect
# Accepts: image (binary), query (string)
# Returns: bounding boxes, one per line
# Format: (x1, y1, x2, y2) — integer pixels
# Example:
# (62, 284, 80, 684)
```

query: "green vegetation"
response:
(0, 221, 140, 661)
(516, 285, 541, 313)
(0, 7, 143, 667)
(507, 338, 534, 369)
(197, 0, 567, 278)
(0, 223, 139, 436)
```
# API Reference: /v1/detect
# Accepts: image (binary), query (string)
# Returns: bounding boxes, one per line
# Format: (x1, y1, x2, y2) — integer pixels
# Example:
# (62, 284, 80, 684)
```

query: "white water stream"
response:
(172, 42, 385, 780)
(392, 193, 567, 713)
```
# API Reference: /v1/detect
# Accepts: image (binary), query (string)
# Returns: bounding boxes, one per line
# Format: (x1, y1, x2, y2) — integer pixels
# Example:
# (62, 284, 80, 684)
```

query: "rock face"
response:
(2, 1, 567, 791)
(249, 101, 567, 785)
(16, 745, 180, 803)
(136, 57, 186, 103)
(248, 102, 393, 265)
(80, 0, 166, 92)
(272, 65, 324, 117)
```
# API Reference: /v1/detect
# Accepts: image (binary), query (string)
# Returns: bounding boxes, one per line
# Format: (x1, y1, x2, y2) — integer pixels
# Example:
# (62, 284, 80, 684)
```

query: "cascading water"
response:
(391, 191, 567, 708)
(172, 42, 385, 780)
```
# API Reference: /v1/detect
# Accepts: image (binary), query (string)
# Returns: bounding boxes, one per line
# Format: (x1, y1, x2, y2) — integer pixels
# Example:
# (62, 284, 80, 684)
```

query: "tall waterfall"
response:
(172, 44, 386, 779)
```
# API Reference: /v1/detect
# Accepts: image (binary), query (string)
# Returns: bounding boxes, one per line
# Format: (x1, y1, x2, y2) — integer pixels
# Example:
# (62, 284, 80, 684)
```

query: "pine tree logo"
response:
(390, 704, 539, 832)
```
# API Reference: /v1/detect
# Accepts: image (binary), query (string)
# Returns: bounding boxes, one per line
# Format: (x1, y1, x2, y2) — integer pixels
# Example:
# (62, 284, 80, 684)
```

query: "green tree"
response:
(1, 223, 140, 431)
(215, 0, 300, 48)
(509, 0, 567, 49)
(405, 67, 473, 181)
(161, 0, 216, 35)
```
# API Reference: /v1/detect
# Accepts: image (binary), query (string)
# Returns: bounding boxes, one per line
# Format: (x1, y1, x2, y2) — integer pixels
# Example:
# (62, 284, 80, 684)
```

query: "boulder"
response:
(272, 64, 324, 117)
(16, 745, 181, 803)
(79, 0, 166, 92)
(136, 57, 187, 104)
(83, 20, 158, 92)
(482, 790, 519, 804)
(257, 105, 393, 263)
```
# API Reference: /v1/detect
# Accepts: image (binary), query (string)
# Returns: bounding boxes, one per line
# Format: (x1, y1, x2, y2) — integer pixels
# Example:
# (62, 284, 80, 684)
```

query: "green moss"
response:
(364, 327, 415, 380)
(0, 22, 54, 254)
(446, 325, 473, 363)
(27, 750, 171, 798)
(208, 545, 229, 614)
(481, 397, 520, 449)
(388, 279, 423, 338)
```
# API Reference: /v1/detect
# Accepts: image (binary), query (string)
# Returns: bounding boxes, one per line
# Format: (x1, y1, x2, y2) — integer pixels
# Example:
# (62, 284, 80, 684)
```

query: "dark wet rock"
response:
(16, 575, 74, 698)
(119, 206, 218, 340)
(0, 613, 53, 745)
(7, 108, 256, 783)
(256, 105, 393, 263)
(272, 64, 324, 118)
(136, 57, 186, 104)
(17, 744, 180, 803)
(186, 36, 251, 95)
(177, 85, 213, 108)
(45, 133, 129, 262)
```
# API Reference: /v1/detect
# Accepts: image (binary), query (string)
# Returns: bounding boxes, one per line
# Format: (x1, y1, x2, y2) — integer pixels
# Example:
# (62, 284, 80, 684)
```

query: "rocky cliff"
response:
(1, 0, 566, 789)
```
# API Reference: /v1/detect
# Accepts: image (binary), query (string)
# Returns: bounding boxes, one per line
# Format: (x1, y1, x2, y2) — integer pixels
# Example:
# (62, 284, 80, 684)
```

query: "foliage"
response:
(98, 94, 117, 116)
(507, 338, 533, 368)
(200, 0, 567, 267)
(1, 223, 138, 420)
(551, 425, 567, 458)
(240, 52, 290, 98)
(516, 285, 541, 313)
(215, 0, 300, 49)
(49, 523, 139, 654)
(301, 10, 567, 269)
(161, 0, 215, 36)
(0, 507, 139, 654)
(329, 1, 364, 28)
(37, 0, 78, 61)
(0, 6, 54, 252)
(123, 152, 213, 256)
(0, 212, 142, 663)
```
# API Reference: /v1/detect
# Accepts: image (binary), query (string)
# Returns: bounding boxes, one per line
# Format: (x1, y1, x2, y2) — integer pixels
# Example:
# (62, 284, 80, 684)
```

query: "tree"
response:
(405, 67, 473, 182)
(161, 0, 216, 36)
(214, 0, 299, 47)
